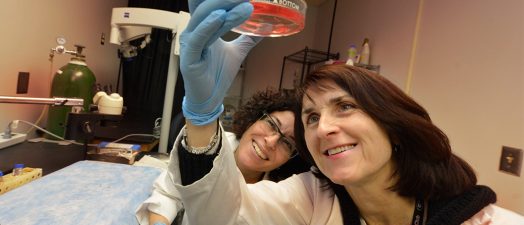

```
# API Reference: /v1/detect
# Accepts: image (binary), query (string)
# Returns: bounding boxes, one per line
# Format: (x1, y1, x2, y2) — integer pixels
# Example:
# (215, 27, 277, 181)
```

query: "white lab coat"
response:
(135, 131, 241, 225)
(140, 126, 524, 225)
(167, 126, 344, 225)
(135, 169, 185, 224)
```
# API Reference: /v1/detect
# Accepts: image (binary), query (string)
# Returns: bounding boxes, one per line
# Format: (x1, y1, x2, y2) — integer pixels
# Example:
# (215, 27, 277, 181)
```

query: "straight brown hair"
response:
(294, 64, 477, 200)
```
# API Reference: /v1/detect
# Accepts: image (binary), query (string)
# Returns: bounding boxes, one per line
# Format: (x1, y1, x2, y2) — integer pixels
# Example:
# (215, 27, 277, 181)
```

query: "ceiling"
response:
(305, 0, 329, 6)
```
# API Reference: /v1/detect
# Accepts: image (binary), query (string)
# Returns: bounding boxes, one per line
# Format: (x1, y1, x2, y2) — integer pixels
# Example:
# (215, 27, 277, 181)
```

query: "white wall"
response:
(411, 0, 524, 213)
(305, 0, 524, 214)
(316, 0, 420, 87)
(0, 0, 127, 135)
(242, 0, 420, 101)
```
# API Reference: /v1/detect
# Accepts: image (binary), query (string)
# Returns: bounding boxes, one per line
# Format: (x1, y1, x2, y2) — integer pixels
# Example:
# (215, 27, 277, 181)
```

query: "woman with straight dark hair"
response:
(295, 64, 478, 200)
(177, 64, 524, 225)
(293, 64, 521, 224)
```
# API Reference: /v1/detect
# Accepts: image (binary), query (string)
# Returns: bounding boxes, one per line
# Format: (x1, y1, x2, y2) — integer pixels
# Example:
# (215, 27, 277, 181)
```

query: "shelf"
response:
(284, 47, 339, 65)
(279, 47, 340, 89)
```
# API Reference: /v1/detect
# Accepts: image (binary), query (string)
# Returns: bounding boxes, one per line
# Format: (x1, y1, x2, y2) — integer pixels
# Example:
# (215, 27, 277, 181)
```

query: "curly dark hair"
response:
(232, 88, 310, 182)
(232, 88, 298, 139)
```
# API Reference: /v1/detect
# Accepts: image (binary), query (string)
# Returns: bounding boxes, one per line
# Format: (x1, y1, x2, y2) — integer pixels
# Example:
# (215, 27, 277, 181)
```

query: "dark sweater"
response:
(178, 143, 219, 186)
(426, 185, 496, 225)
(335, 185, 496, 225)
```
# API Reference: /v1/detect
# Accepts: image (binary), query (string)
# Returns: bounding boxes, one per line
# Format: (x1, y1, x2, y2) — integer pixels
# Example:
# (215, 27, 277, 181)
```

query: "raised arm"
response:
(178, 0, 261, 183)
(169, 0, 320, 224)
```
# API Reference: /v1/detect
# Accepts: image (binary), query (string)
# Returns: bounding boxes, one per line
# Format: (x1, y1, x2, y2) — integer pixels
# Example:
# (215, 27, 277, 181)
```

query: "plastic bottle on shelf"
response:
(357, 38, 370, 65)
(221, 105, 236, 131)
(346, 44, 358, 66)
(13, 164, 24, 176)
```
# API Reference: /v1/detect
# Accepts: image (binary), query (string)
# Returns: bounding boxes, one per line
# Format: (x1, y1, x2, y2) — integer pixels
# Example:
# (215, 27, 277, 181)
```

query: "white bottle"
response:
(358, 38, 370, 65)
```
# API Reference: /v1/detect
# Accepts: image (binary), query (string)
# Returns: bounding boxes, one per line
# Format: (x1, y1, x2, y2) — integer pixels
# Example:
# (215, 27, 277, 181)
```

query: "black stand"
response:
(64, 112, 123, 157)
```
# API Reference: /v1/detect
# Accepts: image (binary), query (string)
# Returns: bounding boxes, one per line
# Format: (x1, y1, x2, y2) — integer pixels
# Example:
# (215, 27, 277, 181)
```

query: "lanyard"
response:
(411, 198, 425, 225)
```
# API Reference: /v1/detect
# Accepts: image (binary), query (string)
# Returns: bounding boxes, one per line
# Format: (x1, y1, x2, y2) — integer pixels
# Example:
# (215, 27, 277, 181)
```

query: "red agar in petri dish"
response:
(233, 0, 307, 37)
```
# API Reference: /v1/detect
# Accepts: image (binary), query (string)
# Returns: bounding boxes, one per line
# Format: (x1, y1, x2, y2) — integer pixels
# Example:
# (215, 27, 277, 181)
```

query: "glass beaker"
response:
(233, 0, 307, 37)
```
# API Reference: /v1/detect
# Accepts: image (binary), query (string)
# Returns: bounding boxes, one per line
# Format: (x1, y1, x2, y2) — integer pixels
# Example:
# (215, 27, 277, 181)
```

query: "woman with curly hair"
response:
(136, 89, 309, 225)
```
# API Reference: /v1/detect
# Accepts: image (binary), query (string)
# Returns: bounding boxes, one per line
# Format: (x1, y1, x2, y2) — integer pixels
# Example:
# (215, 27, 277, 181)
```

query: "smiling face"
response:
(301, 80, 395, 187)
(235, 110, 295, 174)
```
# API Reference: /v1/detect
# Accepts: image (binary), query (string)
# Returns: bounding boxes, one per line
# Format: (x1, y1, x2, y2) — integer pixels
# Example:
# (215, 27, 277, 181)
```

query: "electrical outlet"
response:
(17, 72, 30, 94)
(499, 146, 523, 176)
(0, 133, 27, 149)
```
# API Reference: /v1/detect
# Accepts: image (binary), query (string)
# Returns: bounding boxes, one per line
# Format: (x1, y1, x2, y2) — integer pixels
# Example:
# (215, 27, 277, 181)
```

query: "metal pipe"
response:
(0, 96, 84, 106)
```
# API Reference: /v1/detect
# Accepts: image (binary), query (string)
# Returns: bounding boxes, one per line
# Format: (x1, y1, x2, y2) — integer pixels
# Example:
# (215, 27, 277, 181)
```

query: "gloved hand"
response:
(180, 0, 262, 125)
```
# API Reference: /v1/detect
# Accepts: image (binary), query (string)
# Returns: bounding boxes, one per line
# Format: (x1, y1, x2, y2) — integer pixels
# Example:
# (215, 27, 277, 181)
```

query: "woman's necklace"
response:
(410, 198, 425, 225)
(360, 198, 426, 225)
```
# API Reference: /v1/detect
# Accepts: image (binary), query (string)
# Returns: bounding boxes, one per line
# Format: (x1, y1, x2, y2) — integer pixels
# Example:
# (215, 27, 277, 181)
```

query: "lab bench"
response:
(0, 141, 86, 176)
(0, 160, 161, 224)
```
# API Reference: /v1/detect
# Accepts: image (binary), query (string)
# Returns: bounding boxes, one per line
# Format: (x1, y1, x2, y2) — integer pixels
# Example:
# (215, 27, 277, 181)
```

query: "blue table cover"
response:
(0, 160, 161, 225)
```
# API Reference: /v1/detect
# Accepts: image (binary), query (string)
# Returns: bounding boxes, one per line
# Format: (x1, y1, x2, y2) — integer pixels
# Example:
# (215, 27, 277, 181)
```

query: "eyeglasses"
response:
(259, 112, 298, 158)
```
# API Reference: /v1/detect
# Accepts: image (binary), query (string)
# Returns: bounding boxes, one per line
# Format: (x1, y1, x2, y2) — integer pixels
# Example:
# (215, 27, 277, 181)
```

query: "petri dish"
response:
(233, 0, 307, 37)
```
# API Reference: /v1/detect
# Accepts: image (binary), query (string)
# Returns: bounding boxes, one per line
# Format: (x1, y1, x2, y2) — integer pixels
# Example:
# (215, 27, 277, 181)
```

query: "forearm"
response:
(185, 119, 218, 149)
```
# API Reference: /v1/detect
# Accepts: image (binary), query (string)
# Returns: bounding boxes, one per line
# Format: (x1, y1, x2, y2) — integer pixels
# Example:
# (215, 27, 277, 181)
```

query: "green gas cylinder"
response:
(46, 45, 96, 138)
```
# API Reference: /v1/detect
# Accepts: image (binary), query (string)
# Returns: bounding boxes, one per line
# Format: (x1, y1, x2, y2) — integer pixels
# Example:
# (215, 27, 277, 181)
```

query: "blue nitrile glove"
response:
(180, 0, 263, 125)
